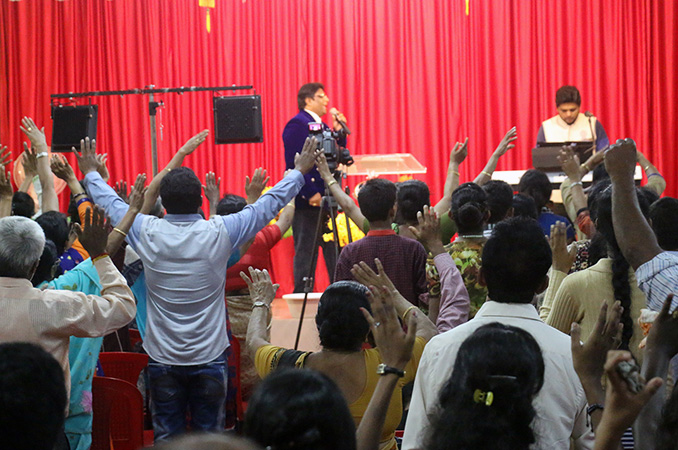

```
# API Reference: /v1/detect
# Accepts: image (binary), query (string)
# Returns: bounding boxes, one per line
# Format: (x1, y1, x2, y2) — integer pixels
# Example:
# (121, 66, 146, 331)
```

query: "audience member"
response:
(512, 193, 539, 220)
(519, 168, 575, 240)
(427, 182, 490, 318)
(244, 266, 437, 450)
(544, 181, 649, 356)
(334, 177, 428, 306)
(482, 179, 514, 236)
(473, 127, 517, 186)
(649, 197, 678, 252)
(0, 342, 67, 450)
(403, 218, 593, 450)
(424, 323, 545, 450)
(154, 433, 262, 450)
(11, 191, 35, 217)
(80, 132, 320, 440)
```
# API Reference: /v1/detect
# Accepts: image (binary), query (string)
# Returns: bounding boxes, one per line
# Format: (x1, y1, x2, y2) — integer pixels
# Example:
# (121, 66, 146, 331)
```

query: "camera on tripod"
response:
(308, 123, 354, 173)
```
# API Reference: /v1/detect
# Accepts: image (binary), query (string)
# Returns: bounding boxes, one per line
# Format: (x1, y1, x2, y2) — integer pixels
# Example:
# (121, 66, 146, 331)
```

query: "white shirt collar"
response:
(304, 108, 322, 123)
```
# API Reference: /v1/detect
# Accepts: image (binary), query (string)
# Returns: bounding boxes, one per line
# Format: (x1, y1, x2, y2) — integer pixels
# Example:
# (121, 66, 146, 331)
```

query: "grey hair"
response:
(0, 216, 46, 278)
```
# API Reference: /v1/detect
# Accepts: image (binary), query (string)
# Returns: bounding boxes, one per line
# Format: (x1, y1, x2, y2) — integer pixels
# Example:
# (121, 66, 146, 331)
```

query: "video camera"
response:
(308, 123, 354, 173)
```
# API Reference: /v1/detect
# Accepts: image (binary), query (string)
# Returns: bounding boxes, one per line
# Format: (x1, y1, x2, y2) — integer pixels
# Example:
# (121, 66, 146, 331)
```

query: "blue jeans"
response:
(148, 353, 228, 442)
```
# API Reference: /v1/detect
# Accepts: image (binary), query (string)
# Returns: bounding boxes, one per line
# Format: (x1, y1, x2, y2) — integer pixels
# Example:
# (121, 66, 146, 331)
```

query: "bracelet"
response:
(580, 163, 590, 172)
(402, 305, 418, 321)
(647, 173, 664, 178)
(570, 181, 583, 187)
(326, 180, 338, 188)
(72, 192, 87, 199)
(92, 253, 109, 263)
(113, 227, 128, 237)
(252, 300, 271, 310)
(36, 152, 49, 159)
(452, 170, 460, 176)
(75, 197, 91, 208)
(481, 171, 492, 178)
(643, 165, 651, 171)
(586, 403, 604, 415)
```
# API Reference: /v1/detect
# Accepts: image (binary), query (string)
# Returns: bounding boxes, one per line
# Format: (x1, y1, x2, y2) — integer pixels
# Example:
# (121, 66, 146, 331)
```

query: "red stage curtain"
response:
(2, 0, 676, 294)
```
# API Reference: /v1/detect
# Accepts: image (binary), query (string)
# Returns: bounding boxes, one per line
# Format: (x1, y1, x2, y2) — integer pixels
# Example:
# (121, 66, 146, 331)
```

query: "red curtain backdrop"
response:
(2, 0, 676, 294)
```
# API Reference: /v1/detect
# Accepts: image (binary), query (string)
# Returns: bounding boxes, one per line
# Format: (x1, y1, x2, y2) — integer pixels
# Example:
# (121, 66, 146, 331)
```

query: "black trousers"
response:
(292, 207, 338, 292)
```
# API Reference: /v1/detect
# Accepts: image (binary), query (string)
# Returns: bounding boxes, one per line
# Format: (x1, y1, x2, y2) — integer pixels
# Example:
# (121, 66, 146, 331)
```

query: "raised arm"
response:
(242, 267, 278, 359)
(20, 117, 58, 212)
(316, 153, 366, 230)
(410, 206, 469, 329)
(351, 258, 438, 341)
(605, 139, 662, 270)
(636, 149, 665, 196)
(474, 127, 517, 186)
(434, 138, 467, 215)
(558, 145, 588, 220)
(245, 167, 270, 204)
(106, 174, 147, 256)
(141, 130, 209, 214)
(202, 172, 221, 217)
(0, 163, 13, 218)
(357, 285, 417, 450)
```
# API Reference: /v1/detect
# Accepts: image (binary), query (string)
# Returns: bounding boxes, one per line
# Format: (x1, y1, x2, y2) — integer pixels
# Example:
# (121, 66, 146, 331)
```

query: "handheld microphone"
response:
(329, 108, 351, 135)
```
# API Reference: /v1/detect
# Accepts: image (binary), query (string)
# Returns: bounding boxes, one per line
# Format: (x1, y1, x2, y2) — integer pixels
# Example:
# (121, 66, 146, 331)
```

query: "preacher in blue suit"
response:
(283, 82, 347, 292)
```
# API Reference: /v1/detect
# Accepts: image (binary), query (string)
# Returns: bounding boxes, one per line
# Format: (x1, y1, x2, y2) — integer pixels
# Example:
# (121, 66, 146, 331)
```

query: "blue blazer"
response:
(283, 110, 346, 208)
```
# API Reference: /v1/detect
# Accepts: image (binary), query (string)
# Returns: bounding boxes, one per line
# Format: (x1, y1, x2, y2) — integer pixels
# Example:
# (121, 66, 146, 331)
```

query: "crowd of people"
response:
(0, 82, 677, 450)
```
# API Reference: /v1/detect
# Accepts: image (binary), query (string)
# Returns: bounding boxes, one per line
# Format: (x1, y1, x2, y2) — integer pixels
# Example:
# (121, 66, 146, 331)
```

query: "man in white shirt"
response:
(402, 217, 594, 450)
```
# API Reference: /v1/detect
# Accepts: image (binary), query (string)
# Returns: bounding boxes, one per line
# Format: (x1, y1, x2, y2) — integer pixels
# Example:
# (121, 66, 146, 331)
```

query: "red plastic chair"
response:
(92, 376, 145, 450)
(99, 352, 149, 386)
(229, 335, 246, 422)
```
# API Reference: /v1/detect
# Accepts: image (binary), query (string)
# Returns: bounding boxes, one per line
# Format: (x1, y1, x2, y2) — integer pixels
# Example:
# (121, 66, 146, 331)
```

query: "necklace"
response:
(460, 234, 485, 239)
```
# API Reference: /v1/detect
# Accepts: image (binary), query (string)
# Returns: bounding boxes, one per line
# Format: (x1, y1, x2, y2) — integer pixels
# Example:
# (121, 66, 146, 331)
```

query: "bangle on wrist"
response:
(586, 403, 604, 415)
(326, 180, 338, 188)
(570, 181, 583, 187)
(481, 171, 492, 178)
(92, 253, 109, 263)
(647, 173, 664, 179)
(643, 165, 651, 171)
(36, 152, 49, 159)
(402, 305, 418, 321)
(452, 170, 460, 176)
(252, 300, 271, 311)
(580, 163, 590, 172)
(113, 227, 128, 237)
(72, 192, 87, 199)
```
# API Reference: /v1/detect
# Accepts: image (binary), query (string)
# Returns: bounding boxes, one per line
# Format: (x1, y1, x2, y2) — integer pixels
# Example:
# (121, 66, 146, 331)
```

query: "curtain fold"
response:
(2, 0, 676, 294)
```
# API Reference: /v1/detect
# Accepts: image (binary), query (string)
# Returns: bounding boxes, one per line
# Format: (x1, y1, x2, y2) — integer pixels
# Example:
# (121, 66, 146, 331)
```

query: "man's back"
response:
(334, 230, 428, 305)
(403, 301, 593, 450)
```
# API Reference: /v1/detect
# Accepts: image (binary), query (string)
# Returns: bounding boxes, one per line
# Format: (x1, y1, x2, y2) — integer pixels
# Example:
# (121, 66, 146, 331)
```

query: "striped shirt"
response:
(635, 251, 678, 312)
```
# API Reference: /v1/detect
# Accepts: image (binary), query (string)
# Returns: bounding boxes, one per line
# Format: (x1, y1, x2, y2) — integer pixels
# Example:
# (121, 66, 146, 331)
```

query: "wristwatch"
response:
(376, 363, 405, 377)
(252, 301, 269, 310)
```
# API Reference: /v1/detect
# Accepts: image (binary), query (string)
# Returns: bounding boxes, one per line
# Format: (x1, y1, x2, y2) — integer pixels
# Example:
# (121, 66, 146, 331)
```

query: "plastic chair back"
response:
(99, 352, 149, 386)
(92, 376, 144, 450)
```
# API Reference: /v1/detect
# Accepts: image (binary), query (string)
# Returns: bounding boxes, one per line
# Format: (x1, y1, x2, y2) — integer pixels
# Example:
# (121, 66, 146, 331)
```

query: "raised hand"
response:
(362, 285, 417, 370)
(0, 165, 13, 198)
(557, 145, 582, 181)
(604, 138, 637, 182)
(179, 130, 209, 156)
(21, 142, 39, 178)
(245, 167, 269, 204)
(19, 117, 48, 150)
(451, 138, 469, 165)
(240, 267, 279, 307)
(96, 153, 110, 182)
(73, 137, 100, 175)
(128, 174, 148, 212)
(50, 154, 76, 182)
(549, 221, 577, 273)
(351, 258, 397, 293)
(202, 172, 221, 206)
(645, 294, 678, 359)
(0, 145, 11, 167)
(315, 153, 333, 181)
(408, 206, 443, 255)
(293, 137, 322, 174)
(74, 205, 110, 258)
(115, 180, 129, 203)
(494, 126, 517, 157)
(571, 301, 623, 388)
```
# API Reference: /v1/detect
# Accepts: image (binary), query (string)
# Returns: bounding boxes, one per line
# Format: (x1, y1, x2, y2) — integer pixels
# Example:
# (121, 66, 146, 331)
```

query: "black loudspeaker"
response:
(51, 105, 98, 152)
(213, 95, 263, 144)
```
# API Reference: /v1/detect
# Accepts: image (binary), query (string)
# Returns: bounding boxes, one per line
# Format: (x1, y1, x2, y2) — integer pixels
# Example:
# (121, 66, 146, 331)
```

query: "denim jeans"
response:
(148, 353, 228, 442)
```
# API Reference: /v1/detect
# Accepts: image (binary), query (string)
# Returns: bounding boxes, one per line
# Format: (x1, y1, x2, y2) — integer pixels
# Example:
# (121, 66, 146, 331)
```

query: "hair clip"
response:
(473, 389, 494, 406)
